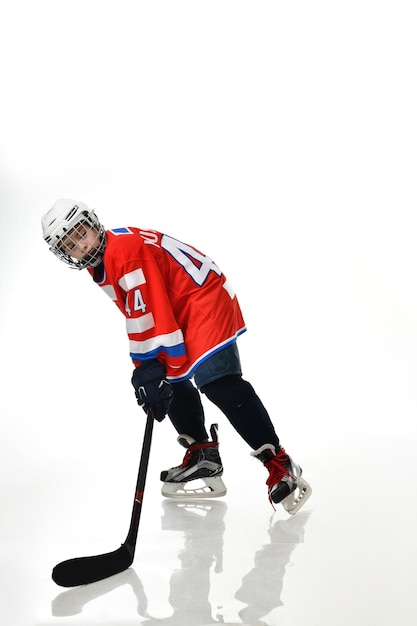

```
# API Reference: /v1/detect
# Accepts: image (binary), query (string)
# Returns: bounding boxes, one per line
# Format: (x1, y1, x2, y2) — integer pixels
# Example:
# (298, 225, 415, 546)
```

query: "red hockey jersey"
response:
(88, 228, 246, 381)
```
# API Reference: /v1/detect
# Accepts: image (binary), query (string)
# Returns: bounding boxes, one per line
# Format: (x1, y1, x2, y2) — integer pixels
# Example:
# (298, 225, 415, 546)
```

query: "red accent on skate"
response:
(135, 490, 144, 503)
(176, 441, 219, 468)
(264, 447, 295, 506)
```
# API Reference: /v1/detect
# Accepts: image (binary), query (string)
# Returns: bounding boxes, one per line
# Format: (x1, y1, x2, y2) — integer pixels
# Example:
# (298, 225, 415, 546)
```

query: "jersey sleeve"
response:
(98, 229, 187, 372)
(119, 256, 187, 370)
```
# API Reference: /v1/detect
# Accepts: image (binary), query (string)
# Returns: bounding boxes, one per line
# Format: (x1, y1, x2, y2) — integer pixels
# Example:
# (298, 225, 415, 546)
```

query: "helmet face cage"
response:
(55, 216, 107, 269)
(43, 201, 106, 269)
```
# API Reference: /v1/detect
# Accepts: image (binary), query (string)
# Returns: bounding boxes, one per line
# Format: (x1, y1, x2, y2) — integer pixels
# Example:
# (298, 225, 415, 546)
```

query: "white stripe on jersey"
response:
(100, 284, 117, 300)
(126, 313, 156, 334)
(129, 329, 184, 355)
(118, 268, 146, 291)
(222, 279, 236, 299)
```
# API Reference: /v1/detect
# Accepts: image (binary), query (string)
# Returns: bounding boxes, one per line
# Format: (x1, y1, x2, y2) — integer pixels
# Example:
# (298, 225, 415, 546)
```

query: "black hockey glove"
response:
(131, 360, 173, 422)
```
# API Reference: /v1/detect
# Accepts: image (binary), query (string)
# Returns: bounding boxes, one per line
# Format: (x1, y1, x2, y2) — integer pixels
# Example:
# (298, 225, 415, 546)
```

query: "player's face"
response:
(59, 222, 100, 262)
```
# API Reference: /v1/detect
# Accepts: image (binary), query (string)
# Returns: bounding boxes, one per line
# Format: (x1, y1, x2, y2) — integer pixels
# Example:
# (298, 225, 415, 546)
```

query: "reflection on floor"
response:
(50, 500, 311, 626)
(3, 433, 416, 626)
(235, 509, 310, 624)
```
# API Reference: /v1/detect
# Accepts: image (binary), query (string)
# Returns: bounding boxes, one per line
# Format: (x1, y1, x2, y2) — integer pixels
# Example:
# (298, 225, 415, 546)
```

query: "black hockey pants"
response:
(167, 375, 280, 451)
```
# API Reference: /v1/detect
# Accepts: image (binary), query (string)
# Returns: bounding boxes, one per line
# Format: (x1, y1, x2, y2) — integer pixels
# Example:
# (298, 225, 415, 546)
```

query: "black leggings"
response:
(168, 375, 280, 451)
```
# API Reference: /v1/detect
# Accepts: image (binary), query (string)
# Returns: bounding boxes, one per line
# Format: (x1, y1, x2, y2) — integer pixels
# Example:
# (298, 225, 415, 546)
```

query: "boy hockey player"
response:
(42, 199, 311, 514)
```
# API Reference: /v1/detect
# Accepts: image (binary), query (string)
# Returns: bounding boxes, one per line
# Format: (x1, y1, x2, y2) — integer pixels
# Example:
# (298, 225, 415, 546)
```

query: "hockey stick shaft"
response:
(123, 407, 154, 556)
(52, 408, 155, 587)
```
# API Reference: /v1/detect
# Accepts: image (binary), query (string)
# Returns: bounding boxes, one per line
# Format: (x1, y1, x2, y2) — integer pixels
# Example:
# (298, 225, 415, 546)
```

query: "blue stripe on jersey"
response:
(130, 342, 186, 362)
(110, 227, 133, 235)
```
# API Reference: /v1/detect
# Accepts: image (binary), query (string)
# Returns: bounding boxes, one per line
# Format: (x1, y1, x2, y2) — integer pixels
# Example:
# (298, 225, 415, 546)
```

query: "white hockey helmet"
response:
(42, 198, 106, 269)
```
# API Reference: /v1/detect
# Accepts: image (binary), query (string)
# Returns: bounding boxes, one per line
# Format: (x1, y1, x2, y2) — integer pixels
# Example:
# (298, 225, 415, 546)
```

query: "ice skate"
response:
(252, 444, 312, 514)
(161, 423, 227, 499)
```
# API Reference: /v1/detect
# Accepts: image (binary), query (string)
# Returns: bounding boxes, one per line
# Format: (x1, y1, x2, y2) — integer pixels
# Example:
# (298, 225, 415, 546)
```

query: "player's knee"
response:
(201, 374, 253, 409)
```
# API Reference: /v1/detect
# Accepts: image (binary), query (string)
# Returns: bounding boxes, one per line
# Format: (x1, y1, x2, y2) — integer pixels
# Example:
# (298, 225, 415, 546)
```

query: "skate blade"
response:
(281, 477, 312, 515)
(161, 476, 227, 499)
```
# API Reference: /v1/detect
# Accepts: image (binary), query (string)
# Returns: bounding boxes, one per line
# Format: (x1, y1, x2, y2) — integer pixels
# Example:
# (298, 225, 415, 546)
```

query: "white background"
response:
(1, 2, 417, 625)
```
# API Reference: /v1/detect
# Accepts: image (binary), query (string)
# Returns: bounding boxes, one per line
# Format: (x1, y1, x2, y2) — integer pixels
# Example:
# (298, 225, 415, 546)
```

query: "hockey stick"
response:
(52, 408, 155, 587)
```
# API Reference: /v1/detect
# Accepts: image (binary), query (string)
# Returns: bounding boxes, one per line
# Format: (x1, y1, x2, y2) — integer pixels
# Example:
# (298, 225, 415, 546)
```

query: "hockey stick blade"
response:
(52, 409, 155, 587)
(52, 543, 133, 587)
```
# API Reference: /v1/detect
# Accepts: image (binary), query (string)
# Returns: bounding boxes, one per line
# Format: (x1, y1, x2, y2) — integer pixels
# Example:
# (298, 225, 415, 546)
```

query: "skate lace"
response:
(178, 442, 218, 468)
(264, 448, 294, 489)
